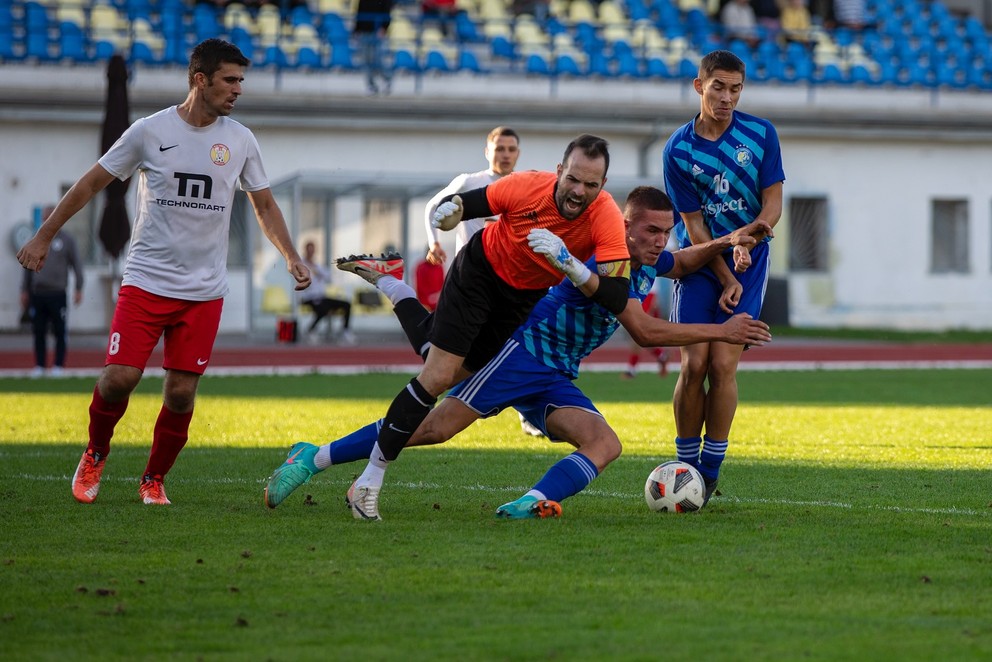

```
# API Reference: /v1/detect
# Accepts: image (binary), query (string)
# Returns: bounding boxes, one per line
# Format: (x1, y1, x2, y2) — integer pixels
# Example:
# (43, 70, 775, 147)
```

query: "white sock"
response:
(525, 489, 546, 500)
(314, 444, 332, 470)
(377, 277, 416, 306)
(356, 442, 389, 489)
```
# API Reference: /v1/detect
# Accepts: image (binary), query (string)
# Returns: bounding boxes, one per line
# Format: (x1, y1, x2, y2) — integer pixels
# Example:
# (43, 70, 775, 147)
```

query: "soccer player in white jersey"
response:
(16, 38, 311, 506)
(423, 126, 520, 266)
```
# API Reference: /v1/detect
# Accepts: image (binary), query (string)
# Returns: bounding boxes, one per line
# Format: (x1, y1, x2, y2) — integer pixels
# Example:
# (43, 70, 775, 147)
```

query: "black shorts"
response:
(429, 232, 547, 373)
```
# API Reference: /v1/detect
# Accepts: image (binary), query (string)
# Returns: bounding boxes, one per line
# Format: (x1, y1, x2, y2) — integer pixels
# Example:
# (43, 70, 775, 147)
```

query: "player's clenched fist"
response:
(431, 195, 463, 231)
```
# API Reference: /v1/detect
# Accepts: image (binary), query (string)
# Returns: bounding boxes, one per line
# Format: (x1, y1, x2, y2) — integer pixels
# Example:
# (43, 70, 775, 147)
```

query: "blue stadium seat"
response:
(260, 44, 287, 68)
(455, 13, 482, 43)
(230, 26, 254, 61)
(321, 13, 350, 45)
(0, 29, 14, 60)
(645, 55, 670, 78)
(296, 46, 322, 68)
(131, 39, 157, 64)
(615, 51, 641, 77)
(525, 52, 550, 75)
(391, 47, 419, 72)
(491, 35, 515, 60)
(58, 21, 88, 62)
(193, 5, 221, 42)
(587, 51, 611, 76)
(291, 5, 314, 27)
(424, 49, 452, 72)
(458, 49, 484, 72)
(849, 63, 874, 84)
(555, 53, 582, 76)
(329, 43, 356, 69)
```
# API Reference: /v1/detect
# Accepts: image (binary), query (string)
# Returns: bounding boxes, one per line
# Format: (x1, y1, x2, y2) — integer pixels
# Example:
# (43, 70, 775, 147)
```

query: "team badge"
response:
(734, 146, 753, 167)
(210, 144, 231, 166)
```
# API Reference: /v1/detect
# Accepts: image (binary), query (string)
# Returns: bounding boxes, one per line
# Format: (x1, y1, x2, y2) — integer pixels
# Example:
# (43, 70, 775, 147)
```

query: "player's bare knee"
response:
(97, 366, 141, 401)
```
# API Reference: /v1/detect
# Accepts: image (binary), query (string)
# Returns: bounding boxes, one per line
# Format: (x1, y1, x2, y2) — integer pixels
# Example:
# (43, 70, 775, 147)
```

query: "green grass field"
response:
(1, 370, 991, 661)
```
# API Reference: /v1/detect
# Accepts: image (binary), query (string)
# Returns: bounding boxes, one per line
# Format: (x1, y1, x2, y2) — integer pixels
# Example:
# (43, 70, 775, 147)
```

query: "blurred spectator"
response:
(20, 206, 84, 377)
(511, 0, 550, 23)
(354, 0, 394, 95)
(809, 0, 834, 28)
(833, 0, 865, 29)
(721, 0, 760, 46)
(780, 0, 814, 43)
(421, 0, 458, 35)
(414, 259, 444, 311)
(299, 240, 354, 345)
(752, 0, 781, 34)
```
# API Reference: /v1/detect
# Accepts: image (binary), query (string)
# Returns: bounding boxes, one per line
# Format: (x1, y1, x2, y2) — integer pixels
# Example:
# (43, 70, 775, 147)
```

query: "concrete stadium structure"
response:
(2, 63, 991, 336)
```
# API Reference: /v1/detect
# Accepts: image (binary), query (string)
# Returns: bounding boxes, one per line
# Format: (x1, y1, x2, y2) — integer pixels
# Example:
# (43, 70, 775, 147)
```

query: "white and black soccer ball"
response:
(644, 461, 706, 513)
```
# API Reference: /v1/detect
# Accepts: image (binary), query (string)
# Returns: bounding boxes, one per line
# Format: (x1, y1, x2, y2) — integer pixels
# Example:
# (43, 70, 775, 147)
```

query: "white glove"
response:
(431, 195, 463, 231)
(527, 228, 591, 286)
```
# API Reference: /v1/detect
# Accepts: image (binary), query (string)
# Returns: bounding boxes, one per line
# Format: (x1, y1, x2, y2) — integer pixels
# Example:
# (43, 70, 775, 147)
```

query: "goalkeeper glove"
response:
(527, 228, 592, 286)
(431, 195, 463, 231)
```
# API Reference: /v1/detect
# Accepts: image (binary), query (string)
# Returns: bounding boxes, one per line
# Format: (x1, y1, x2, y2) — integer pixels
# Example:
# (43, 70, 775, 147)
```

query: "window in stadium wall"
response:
(930, 199, 969, 274)
(787, 196, 828, 272)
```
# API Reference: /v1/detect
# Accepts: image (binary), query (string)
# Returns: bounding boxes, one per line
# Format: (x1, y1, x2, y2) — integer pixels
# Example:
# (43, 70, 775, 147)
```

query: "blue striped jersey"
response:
(513, 252, 675, 379)
(662, 110, 785, 249)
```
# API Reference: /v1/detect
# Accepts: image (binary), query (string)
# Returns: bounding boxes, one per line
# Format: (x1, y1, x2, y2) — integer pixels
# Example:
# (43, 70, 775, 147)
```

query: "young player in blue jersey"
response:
(263, 187, 773, 519)
(662, 49, 786, 503)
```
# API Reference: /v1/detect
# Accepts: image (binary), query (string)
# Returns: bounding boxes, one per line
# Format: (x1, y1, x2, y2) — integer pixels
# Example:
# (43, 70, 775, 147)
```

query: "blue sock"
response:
(327, 420, 381, 466)
(532, 452, 599, 503)
(698, 435, 729, 482)
(675, 436, 703, 468)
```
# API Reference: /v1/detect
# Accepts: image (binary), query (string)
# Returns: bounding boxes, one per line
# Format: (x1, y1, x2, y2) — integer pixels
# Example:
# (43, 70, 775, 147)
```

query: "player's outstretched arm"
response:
(619, 302, 771, 348)
(17, 163, 115, 272)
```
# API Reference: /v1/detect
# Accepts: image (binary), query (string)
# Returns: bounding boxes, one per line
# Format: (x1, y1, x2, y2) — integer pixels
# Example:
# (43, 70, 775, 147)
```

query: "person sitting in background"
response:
(299, 240, 354, 345)
(354, 0, 394, 95)
(721, 0, 761, 47)
(780, 0, 814, 43)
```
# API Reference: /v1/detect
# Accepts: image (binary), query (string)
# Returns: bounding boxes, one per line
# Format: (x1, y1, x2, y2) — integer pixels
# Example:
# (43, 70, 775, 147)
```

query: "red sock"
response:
(144, 406, 194, 478)
(88, 385, 129, 456)
(627, 354, 640, 370)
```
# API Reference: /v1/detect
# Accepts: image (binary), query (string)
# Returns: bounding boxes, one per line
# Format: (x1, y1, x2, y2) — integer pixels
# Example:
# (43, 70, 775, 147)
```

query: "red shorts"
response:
(106, 285, 224, 374)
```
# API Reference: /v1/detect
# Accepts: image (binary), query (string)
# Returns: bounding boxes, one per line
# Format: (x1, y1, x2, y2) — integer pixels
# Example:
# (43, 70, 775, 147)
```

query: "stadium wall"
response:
(2, 64, 992, 333)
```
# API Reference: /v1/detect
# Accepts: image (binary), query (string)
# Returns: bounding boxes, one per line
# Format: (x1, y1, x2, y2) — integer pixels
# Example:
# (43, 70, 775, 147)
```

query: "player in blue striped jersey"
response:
(662, 49, 786, 503)
(264, 187, 772, 518)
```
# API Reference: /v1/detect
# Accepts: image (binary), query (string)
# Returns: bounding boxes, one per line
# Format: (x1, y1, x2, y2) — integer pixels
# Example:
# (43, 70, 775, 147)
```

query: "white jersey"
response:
(424, 169, 503, 256)
(99, 106, 269, 300)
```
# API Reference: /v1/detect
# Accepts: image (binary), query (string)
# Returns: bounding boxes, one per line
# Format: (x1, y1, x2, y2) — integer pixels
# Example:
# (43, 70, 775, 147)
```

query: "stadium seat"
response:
(230, 26, 255, 61)
(555, 52, 583, 76)
(328, 42, 356, 69)
(391, 46, 419, 72)
(458, 48, 485, 72)
(525, 52, 550, 74)
(321, 12, 350, 45)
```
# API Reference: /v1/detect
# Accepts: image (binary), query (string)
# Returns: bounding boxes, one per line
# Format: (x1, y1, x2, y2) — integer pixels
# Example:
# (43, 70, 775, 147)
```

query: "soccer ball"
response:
(644, 461, 706, 513)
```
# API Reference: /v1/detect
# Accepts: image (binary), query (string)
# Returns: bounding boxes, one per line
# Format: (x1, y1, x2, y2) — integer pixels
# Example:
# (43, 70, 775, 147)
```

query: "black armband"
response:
(441, 187, 492, 219)
(590, 275, 630, 315)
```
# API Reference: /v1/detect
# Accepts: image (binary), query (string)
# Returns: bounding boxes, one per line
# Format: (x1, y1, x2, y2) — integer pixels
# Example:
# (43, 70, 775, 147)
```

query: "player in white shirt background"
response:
(16, 38, 311, 506)
(423, 126, 521, 266)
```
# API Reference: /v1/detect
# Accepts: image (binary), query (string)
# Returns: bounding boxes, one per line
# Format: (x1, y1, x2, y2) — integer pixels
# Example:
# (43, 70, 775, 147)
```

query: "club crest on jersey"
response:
(734, 146, 753, 167)
(210, 144, 231, 166)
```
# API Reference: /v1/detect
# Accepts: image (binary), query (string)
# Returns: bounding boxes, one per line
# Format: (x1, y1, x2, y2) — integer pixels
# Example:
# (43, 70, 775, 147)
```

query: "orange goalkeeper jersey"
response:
(480, 171, 629, 289)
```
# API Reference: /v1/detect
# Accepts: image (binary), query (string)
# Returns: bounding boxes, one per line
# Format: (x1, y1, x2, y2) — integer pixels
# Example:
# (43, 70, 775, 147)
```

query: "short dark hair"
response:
(562, 134, 610, 176)
(188, 38, 250, 88)
(488, 126, 520, 144)
(624, 186, 673, 214)
(698, 49, 746, 82)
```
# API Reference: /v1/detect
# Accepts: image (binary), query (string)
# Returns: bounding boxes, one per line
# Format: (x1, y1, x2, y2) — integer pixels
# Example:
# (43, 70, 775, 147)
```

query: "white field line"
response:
(1, 360, 992, 379)
(8, 472, 990, 518)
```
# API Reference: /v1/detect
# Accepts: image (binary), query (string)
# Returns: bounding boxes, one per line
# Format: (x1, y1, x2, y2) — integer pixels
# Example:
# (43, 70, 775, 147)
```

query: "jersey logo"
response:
(210, 143, 231, 166)
(159, 144, 179, 152)
(174, 172, 213, 199)
(734, 145, 753, 167)
(691, 164, 704, 177)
